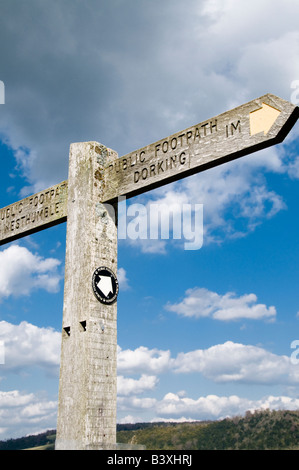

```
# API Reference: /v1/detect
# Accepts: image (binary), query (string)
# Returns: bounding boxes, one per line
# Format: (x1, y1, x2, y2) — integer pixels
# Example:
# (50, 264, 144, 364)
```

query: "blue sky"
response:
(0, 0, 299, 440)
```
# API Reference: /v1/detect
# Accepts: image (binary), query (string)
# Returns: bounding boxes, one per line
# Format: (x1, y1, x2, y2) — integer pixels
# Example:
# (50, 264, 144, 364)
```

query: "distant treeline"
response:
(0, 430, 56, 450)
(1, 410, 299, 450)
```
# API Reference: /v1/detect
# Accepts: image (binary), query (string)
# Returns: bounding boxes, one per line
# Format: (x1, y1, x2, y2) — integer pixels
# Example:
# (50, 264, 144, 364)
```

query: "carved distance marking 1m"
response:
(102, 94, 299, 203)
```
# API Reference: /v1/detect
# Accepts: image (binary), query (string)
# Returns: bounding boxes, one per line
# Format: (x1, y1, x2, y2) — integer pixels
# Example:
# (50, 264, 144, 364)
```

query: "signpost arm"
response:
(102, 94, 299, 203)
(55, 142, 118, 450)
(0, 181, 68, 246)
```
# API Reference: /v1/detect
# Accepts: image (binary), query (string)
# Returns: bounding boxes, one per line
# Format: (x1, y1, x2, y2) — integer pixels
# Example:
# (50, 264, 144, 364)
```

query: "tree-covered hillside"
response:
(0, 409, 298, 450)
(118, 409, 299, 450)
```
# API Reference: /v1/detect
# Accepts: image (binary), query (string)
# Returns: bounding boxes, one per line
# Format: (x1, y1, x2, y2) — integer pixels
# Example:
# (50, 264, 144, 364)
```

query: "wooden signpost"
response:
(102, 94, 299, 203)
(0, 181, 68, 246)
(0, 94, 298, 450)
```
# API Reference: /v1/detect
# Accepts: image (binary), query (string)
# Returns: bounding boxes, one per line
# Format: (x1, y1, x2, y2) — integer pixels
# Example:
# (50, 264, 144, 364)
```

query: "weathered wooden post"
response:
(0, 93, 297, 450)
(55, 142, 119, 450)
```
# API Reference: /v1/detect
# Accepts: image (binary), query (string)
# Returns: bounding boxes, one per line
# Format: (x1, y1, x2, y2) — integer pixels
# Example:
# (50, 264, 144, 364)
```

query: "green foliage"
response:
(117, 410, 299, 450)
(0, 430, 56, 450)
(1, 410, 299, 450)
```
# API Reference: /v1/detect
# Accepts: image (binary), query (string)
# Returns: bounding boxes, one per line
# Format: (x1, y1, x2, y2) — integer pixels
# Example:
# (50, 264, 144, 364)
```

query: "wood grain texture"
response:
(0, 181, 68, 245)
(102, 94, 299, 202)
(55, 142, 119, 450)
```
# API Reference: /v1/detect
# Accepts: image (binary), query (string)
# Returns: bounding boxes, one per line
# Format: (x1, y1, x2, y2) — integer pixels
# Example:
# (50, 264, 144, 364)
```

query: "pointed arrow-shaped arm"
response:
(102, 94, 299, 203)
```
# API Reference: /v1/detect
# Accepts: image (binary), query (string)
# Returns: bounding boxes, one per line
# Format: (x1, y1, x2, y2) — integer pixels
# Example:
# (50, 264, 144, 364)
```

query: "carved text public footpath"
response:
(102, 94, 298, 203)
(0, 181, 67, 245)
(109, 117, 220, 183)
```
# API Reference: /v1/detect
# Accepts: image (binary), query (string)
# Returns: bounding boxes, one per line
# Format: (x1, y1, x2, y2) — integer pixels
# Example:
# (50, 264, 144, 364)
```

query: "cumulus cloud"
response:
(0, 320, 61, 376)
(124, 143, 290, 253)
(1, 319, 297, 389)
(118, 390, 299, 423)
(156, 393, 245, 420)
(118, 414, 144, 425)
(117, 374, 158, 396)
(2, 324, 297, 388)
(154, 393, 299, 422)
(4, 324, 296, 388)
(1, 322, 298, 436)
(0, 245, 62, 300)
(118, 392, 299, 423)
(117, 345, 171, 375)
(2, 387, 299, 439)
(0, 390, 57, 440)
(173, 341, 299, 385)
(165, 287, 276, 321)
(118, 396, 157, 413)
(198, 0, 299, 106)
(181, 147, 289, 243)
(117, 341, 299, 386)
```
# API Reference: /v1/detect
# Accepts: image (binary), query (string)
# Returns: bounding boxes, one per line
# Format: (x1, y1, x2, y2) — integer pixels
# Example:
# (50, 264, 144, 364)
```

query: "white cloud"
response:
(0, 323, 298, 436)
(117, 374, 158, 396)
(1, 318, 297, 389)
(0, 390, 57, 440)
(165, 287, 276, 321)
(155, 393, 244, 420)
(118, 390, 299, 423)
(127, 144, 289, 251)
(0, 320, 61, 376)
(118, 414, 143, 425)
(199, 0, 299, 100)
(118, 396, 157, 412)
(2, 386, 299, 440)
(236, 31, 299, 99)
(0, 245, 62, 300)
(117, 345, 171, 375)
(1, 321, 297, 389)
(117, 267, 130, 291)
(154, 393, 299, 421)
(287, 157, 299, 179)
(117, 341, 299, 386)
(173, 341, 299, 385)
